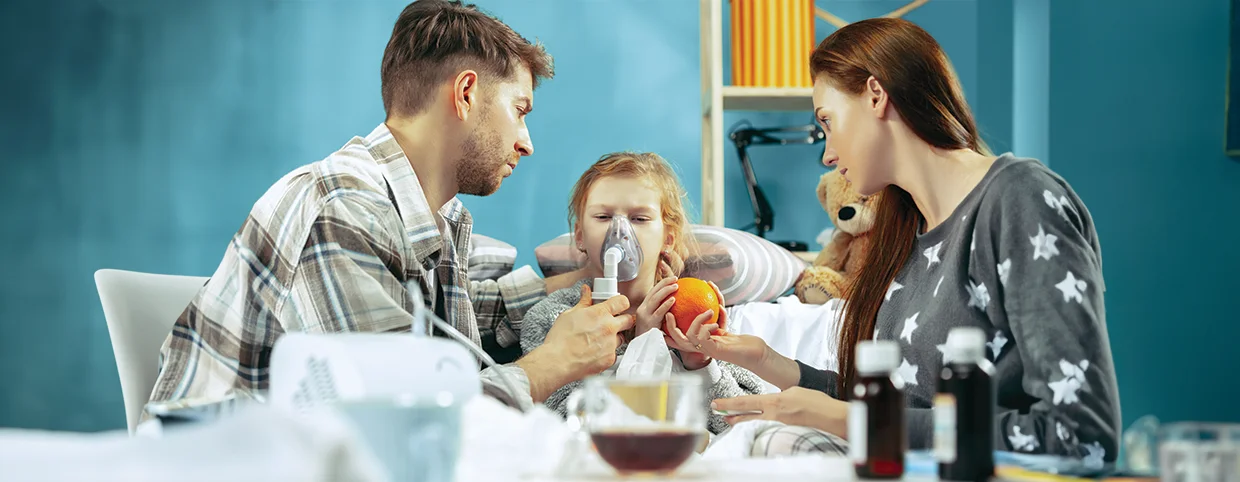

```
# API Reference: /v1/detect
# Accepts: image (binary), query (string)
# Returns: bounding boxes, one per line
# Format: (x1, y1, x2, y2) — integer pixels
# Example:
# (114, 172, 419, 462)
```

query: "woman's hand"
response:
(711, 387, 850, 437)
(662, 309, 718, 370)
(666, 314, 770, 370)
(635, 276, 678, 336)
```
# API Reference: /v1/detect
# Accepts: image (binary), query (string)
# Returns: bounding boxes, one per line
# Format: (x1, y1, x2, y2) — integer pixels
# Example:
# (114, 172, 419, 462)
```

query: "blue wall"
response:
(1046, 0, 1240, 425)
(0, 0, 705, 432)
(0, 0, 1232, 433)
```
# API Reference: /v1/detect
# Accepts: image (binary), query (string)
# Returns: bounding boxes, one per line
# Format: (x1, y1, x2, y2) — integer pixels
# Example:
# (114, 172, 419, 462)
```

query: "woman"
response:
(679, 18, 1121, 463)
(520, 151, 766, 435)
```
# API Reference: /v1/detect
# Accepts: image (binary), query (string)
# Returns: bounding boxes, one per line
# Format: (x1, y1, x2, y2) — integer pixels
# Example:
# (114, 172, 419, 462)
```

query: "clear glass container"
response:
(1159, 422, 1240, 482)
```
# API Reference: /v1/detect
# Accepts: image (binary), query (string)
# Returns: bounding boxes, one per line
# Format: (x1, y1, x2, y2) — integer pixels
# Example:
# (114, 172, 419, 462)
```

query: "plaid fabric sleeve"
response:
(282, 194, 416, 335)
(751, 425, 850, 457)
(472, 265, 546, 348)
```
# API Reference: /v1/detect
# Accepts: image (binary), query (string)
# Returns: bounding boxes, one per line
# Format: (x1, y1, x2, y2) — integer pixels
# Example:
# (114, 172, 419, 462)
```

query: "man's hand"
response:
(711, 387, 850, 437)
(517, 283, 634, 402)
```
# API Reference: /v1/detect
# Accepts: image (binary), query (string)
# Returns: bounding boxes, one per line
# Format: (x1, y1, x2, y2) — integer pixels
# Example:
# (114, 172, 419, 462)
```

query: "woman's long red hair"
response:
(810, 18, 989, 395)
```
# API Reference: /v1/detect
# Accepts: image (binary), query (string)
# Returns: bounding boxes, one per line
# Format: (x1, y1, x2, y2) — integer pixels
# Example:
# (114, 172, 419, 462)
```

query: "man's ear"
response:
(866, 75, 889, 120)
(453, 70, 480, 122)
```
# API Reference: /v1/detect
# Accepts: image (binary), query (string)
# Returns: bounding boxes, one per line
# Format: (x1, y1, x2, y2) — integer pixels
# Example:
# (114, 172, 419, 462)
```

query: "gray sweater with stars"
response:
(796, 154, 1121, 466)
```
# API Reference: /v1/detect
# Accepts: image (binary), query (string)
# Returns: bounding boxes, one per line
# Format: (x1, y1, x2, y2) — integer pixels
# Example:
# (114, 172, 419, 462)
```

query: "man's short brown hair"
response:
(381, 0, 554, 118)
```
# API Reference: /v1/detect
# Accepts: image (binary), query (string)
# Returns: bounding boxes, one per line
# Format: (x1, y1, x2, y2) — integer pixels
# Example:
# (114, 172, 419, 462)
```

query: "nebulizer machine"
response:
(266, 280, 535, 481)
(268, 282, 527, 412)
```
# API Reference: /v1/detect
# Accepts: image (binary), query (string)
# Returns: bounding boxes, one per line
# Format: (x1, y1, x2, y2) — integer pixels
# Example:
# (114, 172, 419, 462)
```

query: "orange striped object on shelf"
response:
(780, 0, 792, 88)
(740, 0, 753, 86)
(730, 0, 741, 86)
(800, 0, 813, 86)
(729, 0, 815, 88)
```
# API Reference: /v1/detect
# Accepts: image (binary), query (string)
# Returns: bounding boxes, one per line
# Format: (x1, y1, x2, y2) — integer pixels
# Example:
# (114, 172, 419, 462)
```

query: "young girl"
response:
(700, 18, 1121, 464)
(519, 151, 765, 435)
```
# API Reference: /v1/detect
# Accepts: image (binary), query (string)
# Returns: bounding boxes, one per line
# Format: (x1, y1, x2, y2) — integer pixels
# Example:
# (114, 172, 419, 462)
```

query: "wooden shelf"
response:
(721, 86, 814, 112)
(699, 1, 817, 227)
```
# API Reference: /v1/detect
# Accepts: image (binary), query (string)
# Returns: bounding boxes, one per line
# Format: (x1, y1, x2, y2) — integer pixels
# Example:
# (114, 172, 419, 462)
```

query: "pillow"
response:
(468, 234, 517, 282)
(533, 225, 808, 305)
(726, 295, 844, 374)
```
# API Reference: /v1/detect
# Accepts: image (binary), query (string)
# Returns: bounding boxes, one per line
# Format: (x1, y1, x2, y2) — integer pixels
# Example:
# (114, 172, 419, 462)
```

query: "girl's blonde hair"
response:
(568, 151, 698, 277)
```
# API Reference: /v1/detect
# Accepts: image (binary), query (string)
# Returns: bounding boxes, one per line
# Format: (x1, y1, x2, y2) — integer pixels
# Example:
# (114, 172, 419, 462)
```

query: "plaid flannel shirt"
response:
(145, 123, 547, 413)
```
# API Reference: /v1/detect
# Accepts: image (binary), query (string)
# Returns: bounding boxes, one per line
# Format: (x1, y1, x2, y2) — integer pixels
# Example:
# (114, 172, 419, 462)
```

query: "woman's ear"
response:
(574, 226, 585, 253)
(866, 76, 889, 119)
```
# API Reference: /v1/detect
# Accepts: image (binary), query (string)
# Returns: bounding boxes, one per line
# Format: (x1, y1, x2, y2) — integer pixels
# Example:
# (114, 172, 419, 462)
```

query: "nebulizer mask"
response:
(590, 214, 643, 304)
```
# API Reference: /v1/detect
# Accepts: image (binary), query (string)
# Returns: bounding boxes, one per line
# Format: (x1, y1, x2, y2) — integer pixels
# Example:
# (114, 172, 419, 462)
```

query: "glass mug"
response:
(335, 392, 462, 482)
(1159, 422, 1240, 482)
(565, 373, 708, 477)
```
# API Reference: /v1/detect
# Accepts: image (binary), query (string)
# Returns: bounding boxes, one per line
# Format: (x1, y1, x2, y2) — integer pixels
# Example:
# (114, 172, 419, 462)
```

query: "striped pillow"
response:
(533, 225, 808, 305)
(469, 233, 518, 282)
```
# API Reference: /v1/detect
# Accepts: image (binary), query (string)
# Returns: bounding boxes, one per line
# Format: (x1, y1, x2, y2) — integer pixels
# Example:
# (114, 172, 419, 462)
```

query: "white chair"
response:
(94, 269, 209, 434)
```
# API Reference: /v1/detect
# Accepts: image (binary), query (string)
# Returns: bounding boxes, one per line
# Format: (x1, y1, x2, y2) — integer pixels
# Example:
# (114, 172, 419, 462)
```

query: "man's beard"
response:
(455, 126, 510, 197)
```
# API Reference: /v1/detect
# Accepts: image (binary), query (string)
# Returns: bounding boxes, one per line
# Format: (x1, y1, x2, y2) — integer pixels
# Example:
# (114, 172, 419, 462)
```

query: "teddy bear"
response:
(794, 169, 880, 304)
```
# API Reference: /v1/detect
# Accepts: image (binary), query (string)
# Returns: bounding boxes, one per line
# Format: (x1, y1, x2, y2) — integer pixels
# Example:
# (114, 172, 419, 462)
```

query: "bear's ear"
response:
(816, 172, 832, 207)
(829, 170, 860, 204)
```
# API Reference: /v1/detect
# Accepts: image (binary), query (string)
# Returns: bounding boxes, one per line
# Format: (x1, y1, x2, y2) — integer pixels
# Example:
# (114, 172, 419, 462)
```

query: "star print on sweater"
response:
(792, 154, 1119, 469)
(1044, 190, 1075, 222)
(886, 280, 903, 301)
(966, 279, 990, 310)
(1031, 224, 1060, 261)
(988, 331, 1009, 359)
(1010, 425, 1040, 452)
(1049, 359, 1091, 405)
(1056, 272, 1088, 303)
(900, 312, 920, 343)
(924, 242, 943, 268)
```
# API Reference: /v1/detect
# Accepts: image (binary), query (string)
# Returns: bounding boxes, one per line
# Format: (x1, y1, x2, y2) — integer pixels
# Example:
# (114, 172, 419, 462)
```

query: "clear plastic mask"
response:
(599, 214, 643, 282)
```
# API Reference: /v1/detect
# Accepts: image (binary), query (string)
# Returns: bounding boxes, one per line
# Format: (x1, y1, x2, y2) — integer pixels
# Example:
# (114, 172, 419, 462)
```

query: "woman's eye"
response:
(593, 214, 611, 221)
(632, 216, 652, 223)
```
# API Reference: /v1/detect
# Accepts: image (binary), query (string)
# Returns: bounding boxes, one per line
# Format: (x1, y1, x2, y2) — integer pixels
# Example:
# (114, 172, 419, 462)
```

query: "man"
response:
(145, 0, 633, 416)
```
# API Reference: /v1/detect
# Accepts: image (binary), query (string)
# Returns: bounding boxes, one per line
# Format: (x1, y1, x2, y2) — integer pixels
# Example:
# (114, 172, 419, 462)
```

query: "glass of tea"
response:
(565, 373, 708, 477)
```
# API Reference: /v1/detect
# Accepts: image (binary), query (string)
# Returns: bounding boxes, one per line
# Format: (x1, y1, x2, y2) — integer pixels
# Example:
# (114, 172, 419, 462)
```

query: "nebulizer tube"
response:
(591, 214, 643, 304)
(406, 281, 532, 413)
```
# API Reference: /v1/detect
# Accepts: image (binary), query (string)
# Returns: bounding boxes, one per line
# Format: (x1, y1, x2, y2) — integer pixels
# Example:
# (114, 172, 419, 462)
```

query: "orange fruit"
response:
(664, 277, 722, 336)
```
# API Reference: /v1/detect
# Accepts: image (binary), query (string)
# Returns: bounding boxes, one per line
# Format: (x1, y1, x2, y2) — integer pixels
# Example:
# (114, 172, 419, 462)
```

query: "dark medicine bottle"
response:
(849, 340, 906, 479)
(935, 327, 996, 481)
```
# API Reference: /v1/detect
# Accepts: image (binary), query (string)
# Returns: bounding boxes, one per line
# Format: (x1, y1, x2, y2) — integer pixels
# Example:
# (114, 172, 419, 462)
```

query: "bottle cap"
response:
(945, 327, 987, 364)
(856, 340, 900, 375)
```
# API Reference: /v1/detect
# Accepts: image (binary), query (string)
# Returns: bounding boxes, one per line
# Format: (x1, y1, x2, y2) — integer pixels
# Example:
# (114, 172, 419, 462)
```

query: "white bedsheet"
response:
(725, 296, 844, 379)
(0, 405, 388, 482)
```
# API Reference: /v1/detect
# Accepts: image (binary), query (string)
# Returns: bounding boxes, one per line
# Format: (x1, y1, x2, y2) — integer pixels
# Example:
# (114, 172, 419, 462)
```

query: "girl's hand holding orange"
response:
(662, 278, 768, 372)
